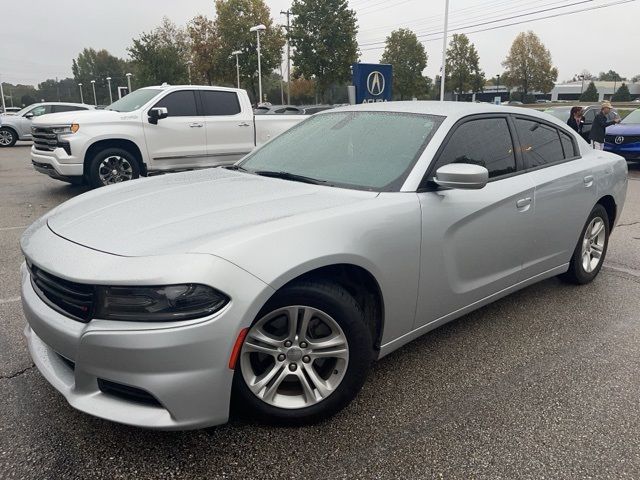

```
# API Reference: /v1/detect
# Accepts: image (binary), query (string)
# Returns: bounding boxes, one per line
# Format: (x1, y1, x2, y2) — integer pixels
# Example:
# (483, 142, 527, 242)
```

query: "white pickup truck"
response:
(30, 85, 306, 187)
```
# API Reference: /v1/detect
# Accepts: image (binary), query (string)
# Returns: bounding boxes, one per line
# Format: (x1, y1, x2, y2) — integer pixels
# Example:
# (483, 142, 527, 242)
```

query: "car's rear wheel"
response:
(233, 281, 373, 424)
(88, 148, 140, 188)
(0, 127, 17, 147)
(561, 204, 609, 284)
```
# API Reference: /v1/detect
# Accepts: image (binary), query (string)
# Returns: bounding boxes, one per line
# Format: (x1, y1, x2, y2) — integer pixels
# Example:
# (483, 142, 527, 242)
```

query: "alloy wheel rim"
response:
(0, 130, 13, 146)
(98, 155, 133, 185)
(581, 216, 606, 273)
(240, 305, 349, 409)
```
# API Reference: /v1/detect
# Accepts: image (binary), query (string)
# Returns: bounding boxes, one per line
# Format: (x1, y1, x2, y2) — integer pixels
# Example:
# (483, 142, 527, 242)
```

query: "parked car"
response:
(0, 102, 93, 147)
(604, 107, 640, 161)
(20, 102, 627, 430)
(0, 106, 22, 115)
(543, 105, 618, 142)
(30, 86, 306, 187)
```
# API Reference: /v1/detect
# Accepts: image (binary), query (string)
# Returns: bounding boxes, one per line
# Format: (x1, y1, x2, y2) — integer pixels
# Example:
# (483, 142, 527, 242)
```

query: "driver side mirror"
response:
(25, 113, 34, 119)
(434, 163, 489, 190)
(148, 107, 168, 125)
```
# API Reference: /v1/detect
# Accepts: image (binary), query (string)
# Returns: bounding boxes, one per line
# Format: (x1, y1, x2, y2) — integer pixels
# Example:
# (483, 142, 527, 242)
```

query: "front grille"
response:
(32, 126, 58, 151)
(605, 134, 640, 145)
(29, 263, 94, 322)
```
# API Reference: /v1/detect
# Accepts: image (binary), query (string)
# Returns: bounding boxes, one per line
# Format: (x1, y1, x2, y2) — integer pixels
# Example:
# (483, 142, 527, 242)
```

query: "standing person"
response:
(589, 101, 620, 150)
(567, 106, 584, 134)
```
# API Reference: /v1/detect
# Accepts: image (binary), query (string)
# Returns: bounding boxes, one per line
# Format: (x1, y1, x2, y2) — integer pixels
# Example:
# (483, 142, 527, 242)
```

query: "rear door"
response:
(200, 90, 254, 166)
(415, 115, 536, 327)
(513, 116, 597, 277)
(142, 90, 207, 167)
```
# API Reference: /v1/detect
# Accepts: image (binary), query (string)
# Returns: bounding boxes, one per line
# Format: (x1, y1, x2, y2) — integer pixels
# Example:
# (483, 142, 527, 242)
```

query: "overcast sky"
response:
(2, 0, 639, 86)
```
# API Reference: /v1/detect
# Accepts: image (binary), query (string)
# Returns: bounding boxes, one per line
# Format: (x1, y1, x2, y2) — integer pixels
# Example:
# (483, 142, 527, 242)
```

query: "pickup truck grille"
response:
(29, 263, 94, 322)
(32, 127, 58, 151)
(605, 134, 640, 145)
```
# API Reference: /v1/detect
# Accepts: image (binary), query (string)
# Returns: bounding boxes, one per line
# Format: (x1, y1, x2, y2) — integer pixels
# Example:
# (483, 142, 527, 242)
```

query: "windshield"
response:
(240, 111, 443, 191)
(106, 88, 161, 112)
(12, 104, 38, 117)
(622, 108, 640, 124)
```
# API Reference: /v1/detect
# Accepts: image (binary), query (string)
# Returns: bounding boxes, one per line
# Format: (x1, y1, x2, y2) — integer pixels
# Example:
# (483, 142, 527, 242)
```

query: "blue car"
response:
(605, 108, 640, 161)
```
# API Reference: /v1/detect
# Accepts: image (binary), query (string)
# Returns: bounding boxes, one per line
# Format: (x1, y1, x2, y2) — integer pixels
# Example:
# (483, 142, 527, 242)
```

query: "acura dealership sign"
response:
(352, 63, 393, 104)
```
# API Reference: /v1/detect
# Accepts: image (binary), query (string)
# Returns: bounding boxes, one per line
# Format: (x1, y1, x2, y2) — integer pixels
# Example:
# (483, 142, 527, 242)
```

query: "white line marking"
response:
(0, 297, 21, 305)
(0, 226, 28, 232)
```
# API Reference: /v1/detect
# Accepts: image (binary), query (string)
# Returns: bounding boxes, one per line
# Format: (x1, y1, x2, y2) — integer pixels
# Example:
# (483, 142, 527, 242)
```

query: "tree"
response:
(445, 33, 485, 99)
(37, 78, 79, 102)
(128, 17, 191, 87)
(214, 0, 285, 103)
(580, 81, 599, 102)
(632, 74, 640, 83)
(289, 0, 358, 102)
(188, 15, 219, 85)
(290, 76, 316, 104)
(573, 69, 596, 82)
(380, 29, 428, 100)
(598, 70, 626, 82)
(611, 82, 631, 102)
(501, 31, 558, 99)
(72, 48, 128, 104)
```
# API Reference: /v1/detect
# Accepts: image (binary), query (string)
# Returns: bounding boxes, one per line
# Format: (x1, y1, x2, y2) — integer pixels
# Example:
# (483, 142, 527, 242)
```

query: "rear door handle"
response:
(583, 175, 594, 187)
(516, 197, 532, 211)
(189, 123, 203, 128)
(238, 122, 251, 127)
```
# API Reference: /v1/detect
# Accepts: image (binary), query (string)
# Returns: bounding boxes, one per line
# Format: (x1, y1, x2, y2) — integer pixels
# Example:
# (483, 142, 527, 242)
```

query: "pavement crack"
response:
(0, 364, 35, 380)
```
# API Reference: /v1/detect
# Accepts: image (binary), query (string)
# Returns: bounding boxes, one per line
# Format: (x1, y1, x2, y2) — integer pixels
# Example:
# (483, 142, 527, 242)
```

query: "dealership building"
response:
(469, 81, 640, 103)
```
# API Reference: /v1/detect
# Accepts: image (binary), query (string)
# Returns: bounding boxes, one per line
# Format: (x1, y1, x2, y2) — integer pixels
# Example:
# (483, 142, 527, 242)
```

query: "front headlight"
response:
(94, 284, 229, 322)
(52, 123, 79, 135)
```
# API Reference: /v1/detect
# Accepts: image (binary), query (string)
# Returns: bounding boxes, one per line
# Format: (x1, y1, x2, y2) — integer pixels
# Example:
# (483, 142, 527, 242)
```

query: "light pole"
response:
(231, 50, 242, 89)
(0, 78, 6, 114)
(250, 24, 266, 104)
(106, 77, 113, 104)
(496, 74, 500, 102)
(281, 10, 292, 104)
(187, 60, 193, 85)
(91, 80, 97, 106)
(126, 73, 132, 94)
(578, 74, 585, 97)
(78, 83, 84, 103)
(439, 0, 450, 101)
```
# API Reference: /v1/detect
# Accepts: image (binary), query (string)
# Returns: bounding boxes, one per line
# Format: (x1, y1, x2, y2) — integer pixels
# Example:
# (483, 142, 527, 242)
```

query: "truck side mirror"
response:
(148, 107, 168, 125)
(25, 113, 34, 119)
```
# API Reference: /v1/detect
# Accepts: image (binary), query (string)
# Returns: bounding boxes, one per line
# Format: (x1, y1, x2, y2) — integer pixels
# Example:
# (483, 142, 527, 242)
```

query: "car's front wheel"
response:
(233, 280, 373, 424)
(0, 127, 17, 147)
(88, 148, 140, 188)
(561, 204, 610, 284)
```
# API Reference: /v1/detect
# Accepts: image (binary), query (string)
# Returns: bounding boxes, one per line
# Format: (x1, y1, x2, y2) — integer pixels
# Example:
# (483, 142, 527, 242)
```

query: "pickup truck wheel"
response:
(0, 127, 17, 147)
(88, 148, 140, 188)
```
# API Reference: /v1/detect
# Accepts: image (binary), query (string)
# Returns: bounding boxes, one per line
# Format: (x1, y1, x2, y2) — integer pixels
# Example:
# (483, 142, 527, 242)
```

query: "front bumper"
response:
(20, 223, 274, 430)
(604, 144, 640, 161)
(31, 147, 84, 181)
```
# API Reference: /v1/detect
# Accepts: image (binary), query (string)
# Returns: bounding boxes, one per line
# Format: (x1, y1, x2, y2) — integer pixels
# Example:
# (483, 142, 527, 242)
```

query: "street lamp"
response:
(187, 60, 193, 85)
(496, 74, 501, 102)
(106, 77, 113, 104)
(126, 73, 132, 94)
(231, 50, 242, 89)
(78, 83, 84, 103)
(439, 0, 450, 101)
(249, 24, 266, 104)
(90, 80, 97, 106)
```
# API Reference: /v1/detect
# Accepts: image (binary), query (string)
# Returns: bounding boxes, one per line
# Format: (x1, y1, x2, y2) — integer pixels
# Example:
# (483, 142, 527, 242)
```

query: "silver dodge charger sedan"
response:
(21, 102, 628, 430)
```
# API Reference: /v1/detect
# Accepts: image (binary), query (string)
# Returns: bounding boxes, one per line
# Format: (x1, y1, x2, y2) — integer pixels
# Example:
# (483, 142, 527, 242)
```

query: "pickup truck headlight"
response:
(52, 123, 79, 135)
(94, 284, 229, 321)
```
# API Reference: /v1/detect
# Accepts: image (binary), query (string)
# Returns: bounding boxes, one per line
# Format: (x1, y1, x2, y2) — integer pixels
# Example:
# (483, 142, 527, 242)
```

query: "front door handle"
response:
(516, 197, 532, 211)
(189, 123, 203, 128)
(238, 122, 251, 127)
(583, 175, 594, 187)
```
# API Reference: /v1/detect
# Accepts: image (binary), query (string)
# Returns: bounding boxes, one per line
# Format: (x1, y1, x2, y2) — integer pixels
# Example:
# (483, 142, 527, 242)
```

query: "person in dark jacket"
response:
(590, 101, 620, 149)
(567, 106, 584, 134)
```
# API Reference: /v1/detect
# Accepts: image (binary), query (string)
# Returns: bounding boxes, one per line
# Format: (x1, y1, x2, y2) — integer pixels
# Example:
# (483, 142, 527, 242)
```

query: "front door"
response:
(415, 116, 535, 327)
(17, 104, 52, 139)
(143, 90, 207, 168)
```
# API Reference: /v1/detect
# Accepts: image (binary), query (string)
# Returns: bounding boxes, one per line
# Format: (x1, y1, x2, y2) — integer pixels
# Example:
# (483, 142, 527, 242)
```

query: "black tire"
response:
(233, 280, 374, 425)
(0, 127, 18, 147)
(88, 147, 140, 188)
(561, 204, 610, 285)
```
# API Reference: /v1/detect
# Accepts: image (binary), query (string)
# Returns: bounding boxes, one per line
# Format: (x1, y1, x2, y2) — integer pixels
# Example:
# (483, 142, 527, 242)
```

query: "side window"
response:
(435, 118, 516, 178)
(559, 130, 577, 159)
(515, 118, 564, 168)
(27, 105, 50, 117)
(200, 91, 241, 116)
(52, 105, 87, 113)
(583, 109, 596, 124)
(152, 91, 198, 117)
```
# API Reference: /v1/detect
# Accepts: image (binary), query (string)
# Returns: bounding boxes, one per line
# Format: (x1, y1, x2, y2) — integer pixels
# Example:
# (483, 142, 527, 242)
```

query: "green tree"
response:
(72, 48, 128, 104)
(631, 74, 640, 83)
(502, 31, 558, 99)
(188, 15, 219, 85)
(289, 0, 358, 102)
(611, 82, 631, 102)
(445, 33, 485, 99)
(380, 28, 428, 100)
(598, 70, 626, 82)
(580, 81, 599, 102)
(128, 17, 191, 87)
(214, 0, 285, 103)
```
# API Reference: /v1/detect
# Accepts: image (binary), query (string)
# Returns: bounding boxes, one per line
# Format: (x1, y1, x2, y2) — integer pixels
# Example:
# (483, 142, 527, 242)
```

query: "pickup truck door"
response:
(200, 90, 254, 165)
(142, 90, 207, 167)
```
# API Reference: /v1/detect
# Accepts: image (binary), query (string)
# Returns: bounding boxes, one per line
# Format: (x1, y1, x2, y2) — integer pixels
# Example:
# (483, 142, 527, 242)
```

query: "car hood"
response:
(46, 168, 378, 257)
(606, 123, 640, 135)
(32, 109, 129, 126)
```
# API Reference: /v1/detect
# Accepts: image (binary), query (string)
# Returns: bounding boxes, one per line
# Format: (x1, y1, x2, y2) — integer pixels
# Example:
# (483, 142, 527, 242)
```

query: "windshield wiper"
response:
(253, 170, 327, 185)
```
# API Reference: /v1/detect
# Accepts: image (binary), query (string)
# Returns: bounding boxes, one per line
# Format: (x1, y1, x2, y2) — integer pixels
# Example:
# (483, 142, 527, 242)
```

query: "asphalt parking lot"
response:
(1, 144, 640, 479)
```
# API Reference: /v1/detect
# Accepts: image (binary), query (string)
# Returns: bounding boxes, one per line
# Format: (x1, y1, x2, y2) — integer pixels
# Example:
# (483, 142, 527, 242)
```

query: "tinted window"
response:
(153, 91, 198, 117)
(515, 119, 564, 168)
(52, 105, 87, 113)
(200, 91, 240, 116)
(26, 105, 51, 117)
(435, 117, 516, 178)
(559, 131, 576, 158)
